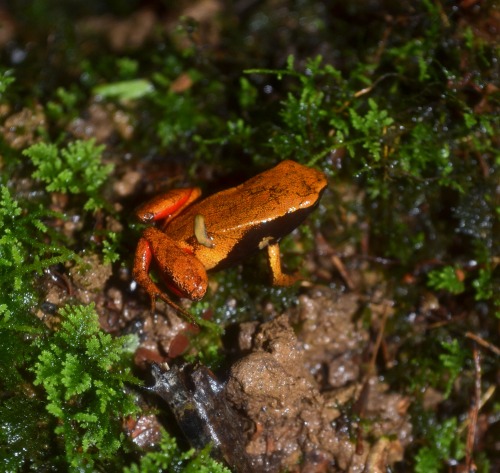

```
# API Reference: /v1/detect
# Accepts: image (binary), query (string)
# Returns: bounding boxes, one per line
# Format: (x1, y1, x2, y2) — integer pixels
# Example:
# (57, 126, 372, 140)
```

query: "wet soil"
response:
(224, 289, 411, 472)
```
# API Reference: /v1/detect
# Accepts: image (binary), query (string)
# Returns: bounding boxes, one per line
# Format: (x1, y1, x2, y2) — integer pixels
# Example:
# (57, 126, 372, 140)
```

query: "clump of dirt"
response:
(68, 101, 134, 142)
(225, 288, 411, 473)
(292, 289, 369, 389)
(0, 104, 46, 149)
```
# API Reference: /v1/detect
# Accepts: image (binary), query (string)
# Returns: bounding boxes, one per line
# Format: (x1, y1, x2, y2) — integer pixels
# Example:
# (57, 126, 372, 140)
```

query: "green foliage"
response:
(46, 86, 82, 121)
(93, 79, 154, 101)
(349, 98, 394, 162)
(0, 209, 29, 284)
(23, 139, 113, 211)
(0, 185, 76, 297)
(238, 77, 258, 109)
(116, 57, 140, 78)
(148, 54, 222, 151)
(415, 417, 465, 473)
(0, 183, 132, 470)
(439, 339, 468, 398)
(472, 268, 493, 302)
(124, 431, 188, 473)
(0, 293, 53, 470)
(0, 298, 42, 390)
(399, 329, 473, 405)
(0, 394, 59, 471)
(247, 55, 345, 165)
(124, 432, 230, 473)
(0, 69, 14, 96)
(33, 303, 140, 470)
(0, 185, 81, 470)
(155, 87, 208, 149)
(183, 318, 225, 370)
(182, 446, 231, 473)
(245, 51, 477, 203)
(427, 266, 465, 295)
(102, 231, 120, 264)
(462, 112, 498, 167)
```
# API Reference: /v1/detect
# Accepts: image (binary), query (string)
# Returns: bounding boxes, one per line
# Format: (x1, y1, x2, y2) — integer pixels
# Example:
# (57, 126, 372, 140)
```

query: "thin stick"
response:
(465, 345, 481, 471)
(465, 331, 500, 356)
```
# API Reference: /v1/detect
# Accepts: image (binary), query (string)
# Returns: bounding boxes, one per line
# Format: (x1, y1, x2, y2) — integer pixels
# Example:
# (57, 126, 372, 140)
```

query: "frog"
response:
(133, 160, 327, 322)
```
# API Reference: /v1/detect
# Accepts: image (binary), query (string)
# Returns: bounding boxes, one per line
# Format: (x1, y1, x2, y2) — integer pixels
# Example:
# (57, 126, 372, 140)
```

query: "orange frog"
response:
(133, 160, 327, 321)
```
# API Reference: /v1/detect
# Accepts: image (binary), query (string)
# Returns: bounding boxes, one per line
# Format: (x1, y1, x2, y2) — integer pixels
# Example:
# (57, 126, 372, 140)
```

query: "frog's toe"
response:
(272, 271, 301, 286)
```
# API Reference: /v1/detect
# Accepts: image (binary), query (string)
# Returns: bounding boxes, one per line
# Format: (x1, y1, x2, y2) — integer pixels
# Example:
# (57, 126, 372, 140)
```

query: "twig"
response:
(465, 345, 481, 471)
(353, 304, 390, 455)
(331, 254, 355, 290)
(369, 305, 389, 373)
(465, 331, 500, 356)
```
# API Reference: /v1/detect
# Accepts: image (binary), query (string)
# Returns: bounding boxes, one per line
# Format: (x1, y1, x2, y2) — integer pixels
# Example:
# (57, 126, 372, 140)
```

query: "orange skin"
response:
(133, 160, 327, 322)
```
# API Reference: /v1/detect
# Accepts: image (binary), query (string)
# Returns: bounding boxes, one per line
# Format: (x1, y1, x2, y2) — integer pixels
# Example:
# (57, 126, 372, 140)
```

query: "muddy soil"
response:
(223, 288, 411, 472)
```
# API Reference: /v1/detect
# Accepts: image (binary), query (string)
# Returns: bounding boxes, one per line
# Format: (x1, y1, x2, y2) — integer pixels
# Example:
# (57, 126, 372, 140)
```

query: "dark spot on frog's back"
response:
(211, 200, 321, 271)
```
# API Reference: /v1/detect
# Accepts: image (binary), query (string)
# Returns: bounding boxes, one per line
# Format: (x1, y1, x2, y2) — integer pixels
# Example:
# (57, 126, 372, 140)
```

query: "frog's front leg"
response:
(134, 227, 208, 322)
(266, 241, 301, 286)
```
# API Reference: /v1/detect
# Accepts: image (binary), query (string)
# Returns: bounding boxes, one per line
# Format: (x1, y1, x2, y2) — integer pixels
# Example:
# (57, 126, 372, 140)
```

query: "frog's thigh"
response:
(266, 241, 300, 286)
(141, 227, 208, 301)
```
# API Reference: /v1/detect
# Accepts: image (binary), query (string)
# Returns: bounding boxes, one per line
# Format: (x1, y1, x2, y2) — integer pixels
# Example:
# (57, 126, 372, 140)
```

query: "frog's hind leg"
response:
(266, 241, 301, 286)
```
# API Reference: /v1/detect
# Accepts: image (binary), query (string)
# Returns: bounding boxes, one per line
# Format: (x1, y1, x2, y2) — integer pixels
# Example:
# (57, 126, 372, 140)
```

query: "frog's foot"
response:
(266, 241, 301, 286)
(142, 284, 199, 327)
(156, 292, 199, 327)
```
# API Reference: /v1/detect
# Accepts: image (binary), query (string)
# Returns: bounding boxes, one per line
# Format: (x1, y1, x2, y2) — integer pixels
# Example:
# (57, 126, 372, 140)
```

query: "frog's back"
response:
(171, 160, 326, 236)
(167, 161, 326, 269)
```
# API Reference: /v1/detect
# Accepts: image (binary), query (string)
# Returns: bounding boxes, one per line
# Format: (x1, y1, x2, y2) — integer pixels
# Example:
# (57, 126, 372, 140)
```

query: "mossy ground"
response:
(0, 1, 498, 471)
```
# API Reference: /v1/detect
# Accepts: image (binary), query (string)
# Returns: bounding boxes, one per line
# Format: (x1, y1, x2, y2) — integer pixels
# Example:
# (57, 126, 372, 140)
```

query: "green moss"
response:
(439, 339, 468, 399)
(23, 139, 113, 211)
(0, 185, 81, 469)
(0, 394, 59, 471)
(414, 418, 465, 473)
(101, 230, 121, 265)
(33, 303, 140, 470)
(0, 186, 76, 300)
(151, 64, 219, 151)
(428, 266, 466, 295)
(0, 69, 15, 96)
(124, 433, 231, 473)
(46, 86, 86, 122)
